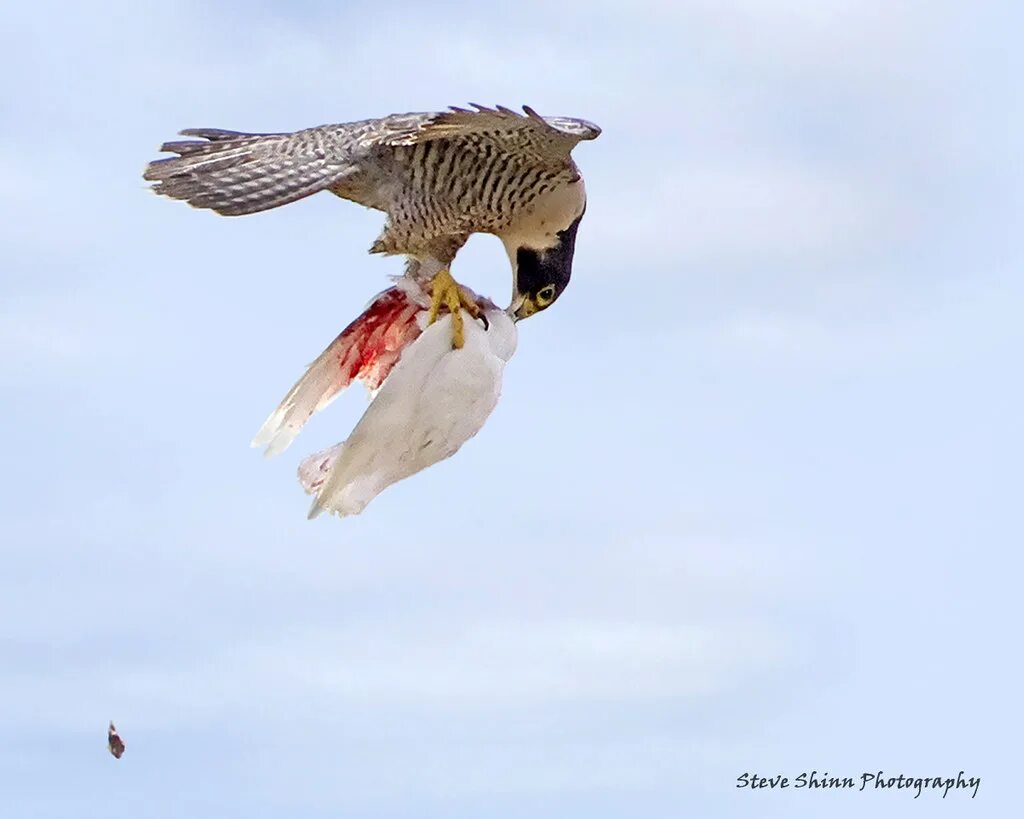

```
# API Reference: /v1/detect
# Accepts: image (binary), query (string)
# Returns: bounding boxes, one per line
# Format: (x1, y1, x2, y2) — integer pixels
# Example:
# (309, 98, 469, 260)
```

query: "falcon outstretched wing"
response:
(143, 126, 365, 216)
(142, 105, 599, 217)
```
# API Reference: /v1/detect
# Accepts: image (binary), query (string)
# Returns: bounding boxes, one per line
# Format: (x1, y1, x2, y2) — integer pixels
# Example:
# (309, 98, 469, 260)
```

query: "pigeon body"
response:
(301, 306, 516, 518)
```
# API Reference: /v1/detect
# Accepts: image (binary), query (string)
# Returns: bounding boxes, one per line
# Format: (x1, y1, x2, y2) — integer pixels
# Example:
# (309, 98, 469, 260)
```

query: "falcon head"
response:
(503, 179, 586, 321)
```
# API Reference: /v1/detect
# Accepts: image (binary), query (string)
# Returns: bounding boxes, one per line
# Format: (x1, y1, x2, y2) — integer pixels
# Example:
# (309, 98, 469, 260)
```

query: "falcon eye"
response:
(536, 285, 556, 306)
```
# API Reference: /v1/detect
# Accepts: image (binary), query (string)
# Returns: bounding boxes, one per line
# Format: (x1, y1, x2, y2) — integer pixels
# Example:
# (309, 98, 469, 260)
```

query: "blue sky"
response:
(1, 1, 1021, 816)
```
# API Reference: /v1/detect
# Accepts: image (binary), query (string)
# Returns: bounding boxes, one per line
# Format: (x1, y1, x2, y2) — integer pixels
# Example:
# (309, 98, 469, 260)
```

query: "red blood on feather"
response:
(327, 287, 424, 390)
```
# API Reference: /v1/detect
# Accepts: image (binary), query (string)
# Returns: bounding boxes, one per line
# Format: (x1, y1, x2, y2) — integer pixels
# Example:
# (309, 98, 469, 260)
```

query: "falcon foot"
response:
(426, 268, 484, 349)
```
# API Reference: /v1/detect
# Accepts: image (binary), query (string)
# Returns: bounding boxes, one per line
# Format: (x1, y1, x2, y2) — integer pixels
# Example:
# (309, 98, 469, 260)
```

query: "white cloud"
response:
(242, 617, 790, 704)
(0, 297, 96, 369)
(591, 157, 909, 273)
(0, 613, 793, 737)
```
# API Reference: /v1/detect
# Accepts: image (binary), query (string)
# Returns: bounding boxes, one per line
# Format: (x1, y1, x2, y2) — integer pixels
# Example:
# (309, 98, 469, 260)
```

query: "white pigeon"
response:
(252, 278, 517, 519)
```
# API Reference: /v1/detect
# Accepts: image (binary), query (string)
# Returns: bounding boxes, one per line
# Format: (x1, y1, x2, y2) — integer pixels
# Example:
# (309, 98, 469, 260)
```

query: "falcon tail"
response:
(143, 127, 352, 216)
(252, 284, 426, 456)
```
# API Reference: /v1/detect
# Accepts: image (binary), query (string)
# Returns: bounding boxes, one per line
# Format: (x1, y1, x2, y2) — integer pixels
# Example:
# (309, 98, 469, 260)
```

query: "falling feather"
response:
(107, 722, 125, 759)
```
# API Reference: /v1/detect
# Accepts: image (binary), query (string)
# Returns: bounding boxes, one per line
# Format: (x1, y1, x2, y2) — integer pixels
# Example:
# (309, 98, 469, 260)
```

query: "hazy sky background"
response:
(1, 1, 1021, 816)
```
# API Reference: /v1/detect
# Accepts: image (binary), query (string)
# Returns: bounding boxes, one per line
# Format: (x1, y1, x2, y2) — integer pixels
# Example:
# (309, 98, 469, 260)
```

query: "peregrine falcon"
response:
(251, 277, 516, 518)
(143, 104, 600, 345)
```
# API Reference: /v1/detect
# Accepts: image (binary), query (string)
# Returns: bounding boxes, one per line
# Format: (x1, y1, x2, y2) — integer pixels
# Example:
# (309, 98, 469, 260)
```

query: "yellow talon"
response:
(426, 268, 481, 349)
